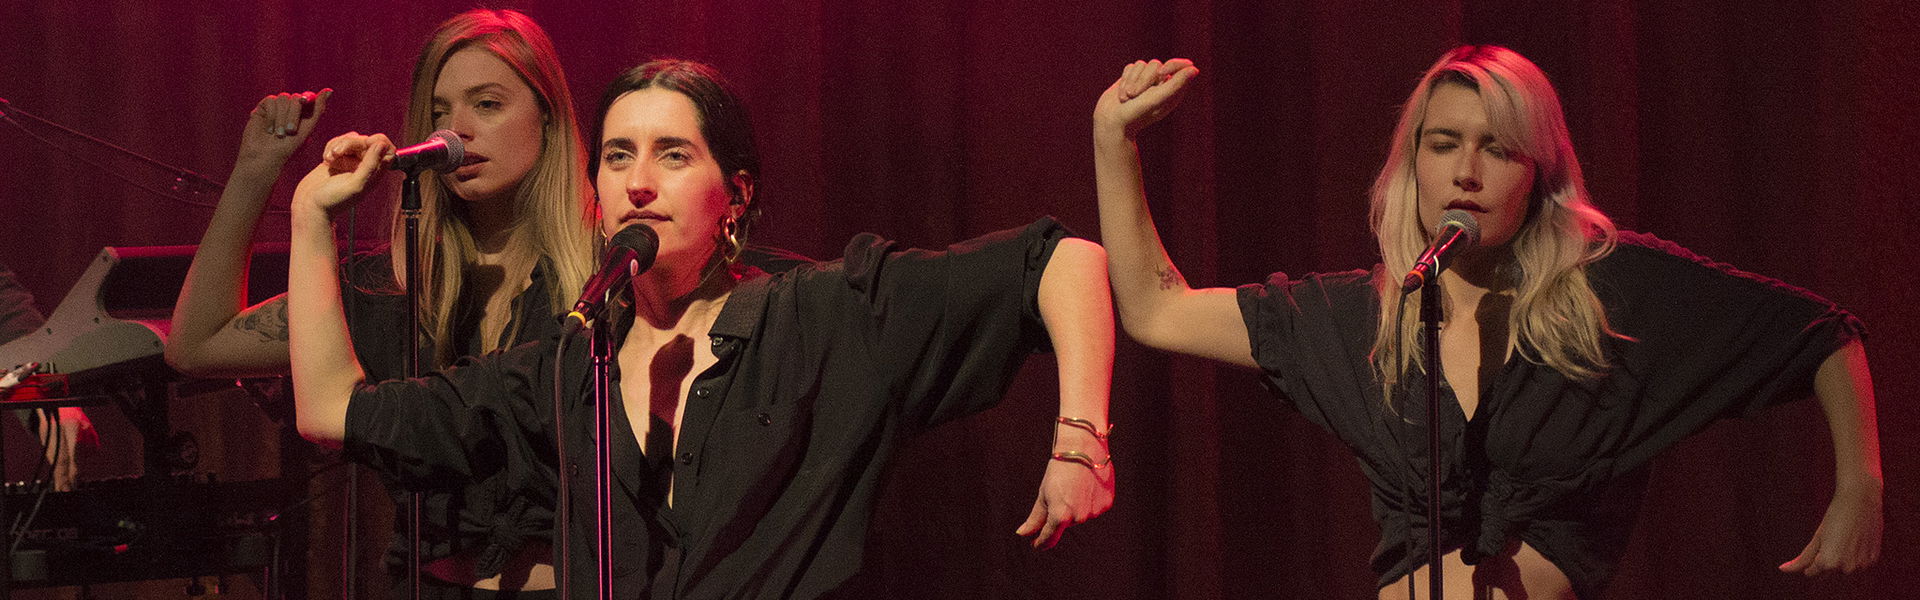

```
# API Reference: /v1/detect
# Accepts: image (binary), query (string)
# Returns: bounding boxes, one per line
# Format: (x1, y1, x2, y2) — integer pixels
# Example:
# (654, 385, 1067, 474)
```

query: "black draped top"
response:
(339, 251, 562, 579)
(1236, 232, 1862, 598)
(343, 218, 1067, 598)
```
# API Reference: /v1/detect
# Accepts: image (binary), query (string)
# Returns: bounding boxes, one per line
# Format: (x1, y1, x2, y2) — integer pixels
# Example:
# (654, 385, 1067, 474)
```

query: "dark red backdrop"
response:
(2, 1, 1913, 598)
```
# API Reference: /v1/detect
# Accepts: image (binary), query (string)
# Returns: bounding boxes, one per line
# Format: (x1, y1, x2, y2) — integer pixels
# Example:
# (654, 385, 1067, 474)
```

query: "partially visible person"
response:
(164, 9, 598, 598)
(1089, 48, 1881, 599)
(286, 59, 1117, 598)
(0, 261, 44, 344)
(0, 261, 91, 492)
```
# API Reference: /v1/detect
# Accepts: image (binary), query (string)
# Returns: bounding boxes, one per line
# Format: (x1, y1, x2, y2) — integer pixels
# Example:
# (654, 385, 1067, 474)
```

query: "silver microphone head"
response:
(392, 129, 466, 173)
(1437, 209, 1481, 247)
(428, 129, 464, 171)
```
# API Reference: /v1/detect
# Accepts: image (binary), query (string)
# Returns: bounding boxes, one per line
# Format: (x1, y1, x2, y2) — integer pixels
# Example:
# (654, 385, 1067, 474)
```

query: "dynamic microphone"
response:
(562, 224, 660, 334)
(1400, 209, 1481, 293)
(391, 129, 465, 173)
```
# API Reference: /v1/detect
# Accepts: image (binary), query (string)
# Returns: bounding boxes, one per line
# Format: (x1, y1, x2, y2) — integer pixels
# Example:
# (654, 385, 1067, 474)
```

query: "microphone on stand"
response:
(390, 130, 464, 173)
(387, 126, 468, 600)
(562, 224, 660, 334)
(554, 224, 658, 597)
(1400, 209, 1482, 293)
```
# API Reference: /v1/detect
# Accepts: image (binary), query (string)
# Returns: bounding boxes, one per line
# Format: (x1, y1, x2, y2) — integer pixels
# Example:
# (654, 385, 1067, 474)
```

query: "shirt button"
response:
(568, 462, 580, 476)
(694, 387, 711, 398)
(756, 412, 772, 426)
(678, 451, 694, 465)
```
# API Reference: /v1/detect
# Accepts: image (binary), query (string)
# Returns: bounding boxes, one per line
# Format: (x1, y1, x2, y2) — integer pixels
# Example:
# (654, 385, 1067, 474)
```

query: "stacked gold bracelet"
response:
(1050, 416, 1113, 470)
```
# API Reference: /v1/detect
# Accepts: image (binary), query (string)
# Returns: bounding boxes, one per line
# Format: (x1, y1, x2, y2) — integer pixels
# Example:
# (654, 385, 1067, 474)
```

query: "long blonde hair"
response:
(1369, 45, 1621, 392)
(389, 9, 596, 366)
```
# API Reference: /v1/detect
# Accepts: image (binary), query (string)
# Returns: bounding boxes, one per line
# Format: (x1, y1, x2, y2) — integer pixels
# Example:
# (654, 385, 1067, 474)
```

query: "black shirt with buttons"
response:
(343, 218, 1070, 599)
(1236, 231, 1863, 598)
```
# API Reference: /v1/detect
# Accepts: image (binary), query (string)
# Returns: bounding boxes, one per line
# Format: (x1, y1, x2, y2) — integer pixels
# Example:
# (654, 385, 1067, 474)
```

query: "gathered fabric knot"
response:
(1464, 470, 1522, 564)
(472, 494, 533, 579)
(1464, 469, 1583, 565)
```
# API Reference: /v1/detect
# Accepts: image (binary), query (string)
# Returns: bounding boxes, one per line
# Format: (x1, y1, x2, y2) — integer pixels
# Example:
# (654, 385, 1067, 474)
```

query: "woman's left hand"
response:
(1779, 480, 1883, 575)
(1015, 448, 1115, 549)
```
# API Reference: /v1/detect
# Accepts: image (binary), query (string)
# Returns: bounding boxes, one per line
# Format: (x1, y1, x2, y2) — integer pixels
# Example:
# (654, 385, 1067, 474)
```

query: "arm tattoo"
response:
(233, 297, 290, 342)
(1156, 265, 1185, 291)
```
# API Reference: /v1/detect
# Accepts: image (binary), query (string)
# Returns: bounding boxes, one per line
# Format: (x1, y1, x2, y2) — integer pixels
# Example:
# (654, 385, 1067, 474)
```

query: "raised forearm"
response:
(170, 90, 332, 376)
(285, 132, 393, 444)
(1092, 129, 1190, 337)
(1092, 130, 1252, 366)
(286, 200, 364, 445)
(165, 159, 294, 376)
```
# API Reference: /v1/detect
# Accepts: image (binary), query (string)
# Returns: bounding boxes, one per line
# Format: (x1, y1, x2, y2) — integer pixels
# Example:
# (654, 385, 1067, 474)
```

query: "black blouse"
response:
(1236, 232, 1862, 599)
(339, 252, 562, 579)
(343, 218, 1067, 598)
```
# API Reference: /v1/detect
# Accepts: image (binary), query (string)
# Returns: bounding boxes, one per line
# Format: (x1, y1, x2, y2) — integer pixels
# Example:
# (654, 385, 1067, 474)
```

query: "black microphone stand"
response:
(399, 170, 425, 600)
(552, 333, 573, 600)
(556, 228, 655, 600)
(591, 298, 616, 599)
(1417, 278, 1444, 600)
(550, 290, 616, 600)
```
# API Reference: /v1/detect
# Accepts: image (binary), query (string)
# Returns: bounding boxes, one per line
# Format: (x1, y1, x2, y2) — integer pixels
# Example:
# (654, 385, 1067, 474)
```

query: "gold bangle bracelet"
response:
(1050, 450, 1113, 470)
(1055, 416, 1113, 441)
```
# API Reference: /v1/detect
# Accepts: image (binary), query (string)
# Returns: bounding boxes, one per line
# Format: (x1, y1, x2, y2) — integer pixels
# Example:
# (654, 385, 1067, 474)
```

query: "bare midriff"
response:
(423, 540, 556, 591)
(1377, 540, 1574, 600)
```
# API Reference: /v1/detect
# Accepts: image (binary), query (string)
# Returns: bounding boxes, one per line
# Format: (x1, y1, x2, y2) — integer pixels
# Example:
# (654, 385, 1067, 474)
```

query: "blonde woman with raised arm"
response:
(1091, 48, 1880, 599)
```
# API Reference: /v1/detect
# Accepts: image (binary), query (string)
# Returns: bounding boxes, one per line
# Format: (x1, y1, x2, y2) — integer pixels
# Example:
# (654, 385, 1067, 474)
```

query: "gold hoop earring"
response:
(720, 215, 744, 264)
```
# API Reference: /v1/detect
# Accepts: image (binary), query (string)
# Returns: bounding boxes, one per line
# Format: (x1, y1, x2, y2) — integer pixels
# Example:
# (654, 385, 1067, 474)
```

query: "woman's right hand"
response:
(235, 89, 332, 170)
(292, 132, 394, 219)
(1092, 58, 1199, 141)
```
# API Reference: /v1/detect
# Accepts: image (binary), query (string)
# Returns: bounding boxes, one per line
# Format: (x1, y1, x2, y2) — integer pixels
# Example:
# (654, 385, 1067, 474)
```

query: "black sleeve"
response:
(341, 338, 560, 490)
(1595, 235, 1864, 464)
(839, 217, 1069, 428)
(1235, 268, 1380, 431)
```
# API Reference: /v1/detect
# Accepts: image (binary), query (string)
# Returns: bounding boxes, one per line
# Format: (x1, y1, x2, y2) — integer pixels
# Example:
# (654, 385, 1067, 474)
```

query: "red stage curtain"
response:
(1, 1, 1912, 598)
